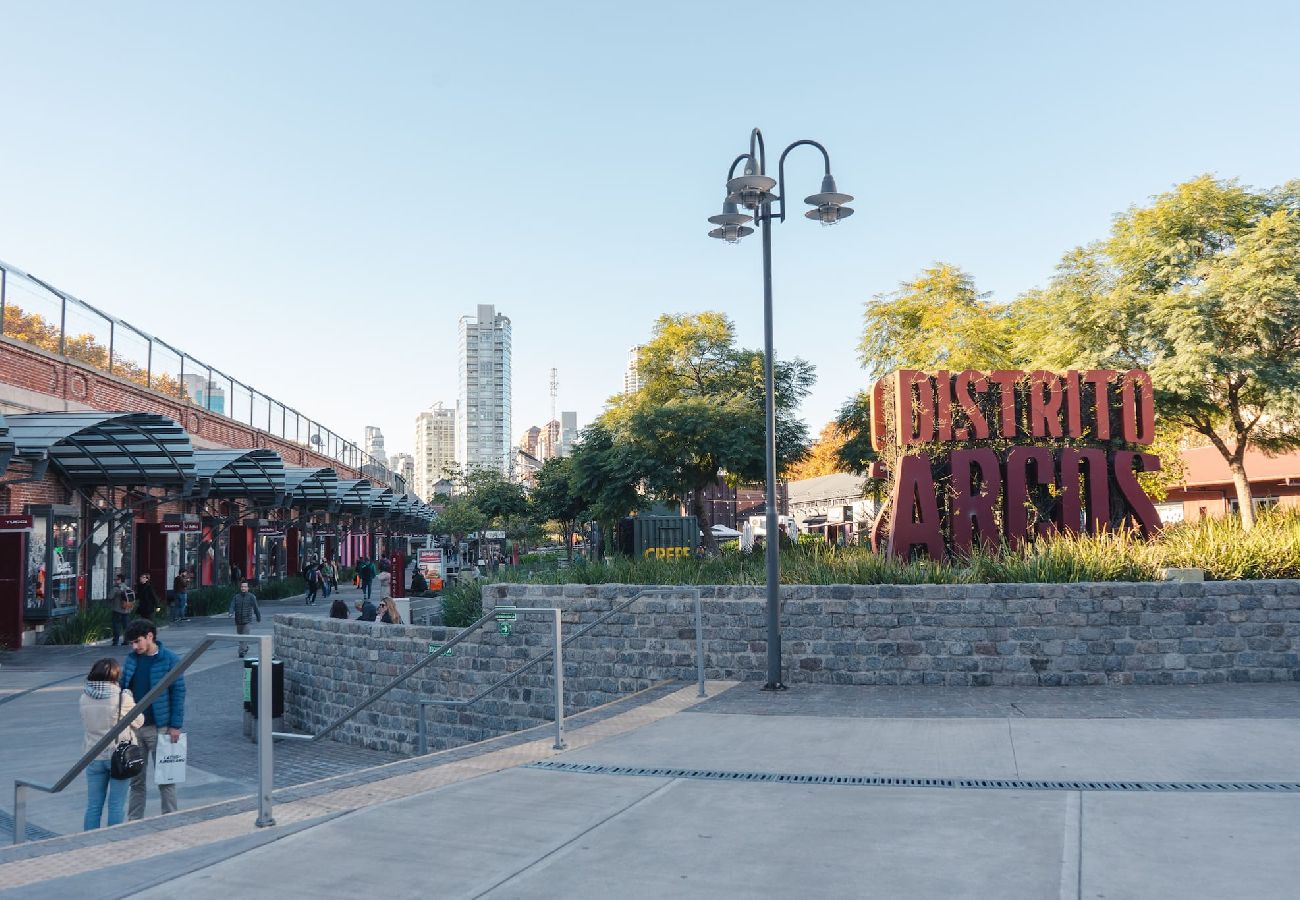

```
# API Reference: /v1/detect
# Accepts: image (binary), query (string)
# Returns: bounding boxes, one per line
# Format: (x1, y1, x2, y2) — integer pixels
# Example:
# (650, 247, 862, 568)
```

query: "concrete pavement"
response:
(3, 615, 1299, 898)
(0, 584, 397, 842)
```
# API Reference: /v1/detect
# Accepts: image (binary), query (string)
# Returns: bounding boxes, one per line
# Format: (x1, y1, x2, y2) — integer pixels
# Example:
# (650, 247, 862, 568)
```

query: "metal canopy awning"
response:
(282, 466, 339, 507)
(368, 486, 395, 515)
(389, 493, 412, 520)
(335, 479, 374, 514)
(191, 449, 286, 503)
(4, 412, 195, 487)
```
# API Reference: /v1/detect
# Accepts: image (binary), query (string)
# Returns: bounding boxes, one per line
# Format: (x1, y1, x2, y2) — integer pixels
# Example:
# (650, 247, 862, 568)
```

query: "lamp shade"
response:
(708, 199, 754, 227)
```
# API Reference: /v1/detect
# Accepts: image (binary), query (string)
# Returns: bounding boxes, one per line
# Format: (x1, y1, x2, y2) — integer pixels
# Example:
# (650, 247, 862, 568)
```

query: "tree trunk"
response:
(692, 490, 718, 554)
(563, 520, 573, 566)
(1229, 461, 1256, 531)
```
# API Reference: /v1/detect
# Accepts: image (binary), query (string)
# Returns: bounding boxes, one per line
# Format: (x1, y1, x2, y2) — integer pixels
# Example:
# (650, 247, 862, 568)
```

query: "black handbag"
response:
(109, 691, 145, 780)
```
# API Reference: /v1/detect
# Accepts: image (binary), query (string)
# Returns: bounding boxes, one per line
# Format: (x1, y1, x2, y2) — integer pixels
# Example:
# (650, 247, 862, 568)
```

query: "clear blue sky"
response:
(2, 1, 1297, 459)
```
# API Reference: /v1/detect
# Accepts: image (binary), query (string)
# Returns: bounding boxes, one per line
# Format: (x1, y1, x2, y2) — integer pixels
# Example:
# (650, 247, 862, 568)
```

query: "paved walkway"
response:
(0, 583, 395, 843)
(1, 671, 1298, 899)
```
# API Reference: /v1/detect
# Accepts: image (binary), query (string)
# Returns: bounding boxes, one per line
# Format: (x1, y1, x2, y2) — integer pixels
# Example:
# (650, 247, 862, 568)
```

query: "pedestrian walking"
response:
(320, 559, 336, 598)
(110, 574, 136, 646)
(303, 559, 321, 605)
(377, 561, 392, 605)
(231, 581, 262, 657)
(81, 657, 144, 830)
(357, 557, 376, 600)
(119, 620, 185, 820)
(134, 572, 159, 620)
(171, 570, 191, 622)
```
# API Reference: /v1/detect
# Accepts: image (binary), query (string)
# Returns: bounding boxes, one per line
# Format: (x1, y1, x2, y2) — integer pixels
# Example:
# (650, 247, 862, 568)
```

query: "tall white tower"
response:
(363, 426, 387, 465)
(456, 304, 512, 477)
(414, 402, 457, 501)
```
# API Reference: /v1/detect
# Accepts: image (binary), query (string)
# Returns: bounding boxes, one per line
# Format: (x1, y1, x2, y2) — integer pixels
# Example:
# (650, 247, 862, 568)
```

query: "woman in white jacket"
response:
(80, 657, 143, 830)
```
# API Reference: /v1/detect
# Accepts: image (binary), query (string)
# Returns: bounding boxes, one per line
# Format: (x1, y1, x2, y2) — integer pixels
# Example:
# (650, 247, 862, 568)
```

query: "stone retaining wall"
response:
(274, 580, 1300, 754)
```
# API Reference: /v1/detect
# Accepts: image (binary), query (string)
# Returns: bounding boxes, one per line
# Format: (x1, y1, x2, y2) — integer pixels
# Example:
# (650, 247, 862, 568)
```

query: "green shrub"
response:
(185, 575, 308, 617)
(485, 511, 1300, 585)
(440, 581, 483, 627)
(42, 606, 111, 645)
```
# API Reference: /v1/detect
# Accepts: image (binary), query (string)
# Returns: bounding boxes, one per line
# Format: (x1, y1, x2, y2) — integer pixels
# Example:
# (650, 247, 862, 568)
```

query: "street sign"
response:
(485, 530, 506, 539)
(428, 643, 454, 657)
(497, 621, 511, 635)
(495, 606, 517, 621)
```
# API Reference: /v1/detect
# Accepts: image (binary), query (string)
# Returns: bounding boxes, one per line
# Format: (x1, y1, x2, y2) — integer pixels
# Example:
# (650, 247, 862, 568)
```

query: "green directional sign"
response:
(428, 643, 454, 657)
(495, 606, 517, 621)
(498, 621, 511, 635)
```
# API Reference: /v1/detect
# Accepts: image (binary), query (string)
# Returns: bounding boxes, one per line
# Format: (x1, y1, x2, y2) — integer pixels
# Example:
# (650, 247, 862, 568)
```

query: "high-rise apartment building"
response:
(560, 411, 578, 456)
(363, 426, 387, 466)
(456, 304, 512, 477)
(623, 345, 644, 395)
(518, 425, 541, 457)
(389, 453, 415, 489)
(414, 402, 456, 502)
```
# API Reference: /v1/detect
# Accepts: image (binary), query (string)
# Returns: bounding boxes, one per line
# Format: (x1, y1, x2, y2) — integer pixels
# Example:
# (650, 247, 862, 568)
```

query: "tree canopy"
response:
(842, 175, 1300, 529)
(601, 311, 814, 552)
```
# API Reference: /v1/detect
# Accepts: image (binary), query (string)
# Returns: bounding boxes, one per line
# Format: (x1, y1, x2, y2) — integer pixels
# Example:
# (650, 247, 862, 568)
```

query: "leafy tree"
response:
(833, 391, 879, 475)
(428, 496, 487, 546)
(531, 456, 587, 564)
(1022, 176, 1300, 528)
(606, 311, 814, 553)
(569, 422, 644, 555)
(785, 421, 850, 480)
(858, 263, 1017, 384)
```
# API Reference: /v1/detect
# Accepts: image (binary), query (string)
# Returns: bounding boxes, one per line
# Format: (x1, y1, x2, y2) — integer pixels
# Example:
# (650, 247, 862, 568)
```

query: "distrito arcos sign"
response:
(868, 369, 1163, 560)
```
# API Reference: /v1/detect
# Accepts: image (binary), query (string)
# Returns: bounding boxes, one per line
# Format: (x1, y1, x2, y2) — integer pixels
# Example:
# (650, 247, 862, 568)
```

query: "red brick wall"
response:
(1, 336, 365, 478)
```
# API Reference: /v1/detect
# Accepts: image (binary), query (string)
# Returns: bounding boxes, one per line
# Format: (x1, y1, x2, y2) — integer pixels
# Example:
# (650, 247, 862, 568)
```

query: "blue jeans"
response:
(174, 591, 188, 619)
(322, 580, 332, 598)
(84, 758, 129, 830)
(361, 580, 372, 599)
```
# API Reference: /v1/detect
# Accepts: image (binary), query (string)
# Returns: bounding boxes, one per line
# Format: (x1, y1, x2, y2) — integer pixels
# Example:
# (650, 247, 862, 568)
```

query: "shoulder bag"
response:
(109, 691, 145, 780)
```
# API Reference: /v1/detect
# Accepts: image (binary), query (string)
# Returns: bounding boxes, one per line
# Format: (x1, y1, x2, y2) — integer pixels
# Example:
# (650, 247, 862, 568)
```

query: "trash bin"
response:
(242, 656, 284, 740)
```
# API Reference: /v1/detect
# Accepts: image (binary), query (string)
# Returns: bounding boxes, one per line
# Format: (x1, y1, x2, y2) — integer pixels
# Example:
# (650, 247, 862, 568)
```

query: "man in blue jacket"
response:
(120, 619, 186, 819)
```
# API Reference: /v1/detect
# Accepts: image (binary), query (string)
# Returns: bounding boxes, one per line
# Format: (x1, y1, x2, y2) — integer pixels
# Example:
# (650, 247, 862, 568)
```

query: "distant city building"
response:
(364, 426, 387, 466)
(623, 345, 644, 395)
(456, 304, 512, 478)
(513, 447, 542, 486)
(560, 410, 578, 457)
(518, 425, 541, 457)
(389, 452, 415, 488)
(414, 402, 456, 502)
(538, 419, 560, 460)
(182, 374, 225, 415)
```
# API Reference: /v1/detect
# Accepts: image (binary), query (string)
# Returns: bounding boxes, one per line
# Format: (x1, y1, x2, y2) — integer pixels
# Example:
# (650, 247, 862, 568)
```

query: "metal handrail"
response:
(416, 588, 706, 754)
(272, 587, 706, 756)
(13, 633, 277, 844)
(271, 609, 499, 744)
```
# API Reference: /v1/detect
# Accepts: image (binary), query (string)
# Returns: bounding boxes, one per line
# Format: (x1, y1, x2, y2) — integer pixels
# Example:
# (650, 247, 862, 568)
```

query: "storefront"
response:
(191, 449, 288, 586)
(3, 412, 196, 636)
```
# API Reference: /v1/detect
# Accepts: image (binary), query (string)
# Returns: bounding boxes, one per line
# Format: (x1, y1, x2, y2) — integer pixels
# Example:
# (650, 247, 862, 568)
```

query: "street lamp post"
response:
(708, 128, 853, 691)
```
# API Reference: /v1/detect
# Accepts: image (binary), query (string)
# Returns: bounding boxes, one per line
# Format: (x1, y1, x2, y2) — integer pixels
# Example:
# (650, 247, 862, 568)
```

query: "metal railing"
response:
(416, 588, 707, 754)
(0, 258, 403, 491)
(13, 633, 277, 845)
(274, 588, 707, 755)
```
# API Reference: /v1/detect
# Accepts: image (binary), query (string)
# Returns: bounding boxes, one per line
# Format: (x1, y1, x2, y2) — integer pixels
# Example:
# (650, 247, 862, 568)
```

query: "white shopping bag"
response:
(154, 733, 188, 785)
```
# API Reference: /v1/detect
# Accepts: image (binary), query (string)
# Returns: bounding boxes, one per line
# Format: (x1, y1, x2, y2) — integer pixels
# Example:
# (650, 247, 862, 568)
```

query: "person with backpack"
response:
(303, 559, 321, 605)
(81, 657, 144, 830)
(357, 557, 377, 601)
(320, 559, 336, 599)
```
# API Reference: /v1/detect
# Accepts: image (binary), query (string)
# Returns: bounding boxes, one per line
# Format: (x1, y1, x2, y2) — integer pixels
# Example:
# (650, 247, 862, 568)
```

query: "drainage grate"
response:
(0, 809, 61, 842)
(524, 761, 1300, 794)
